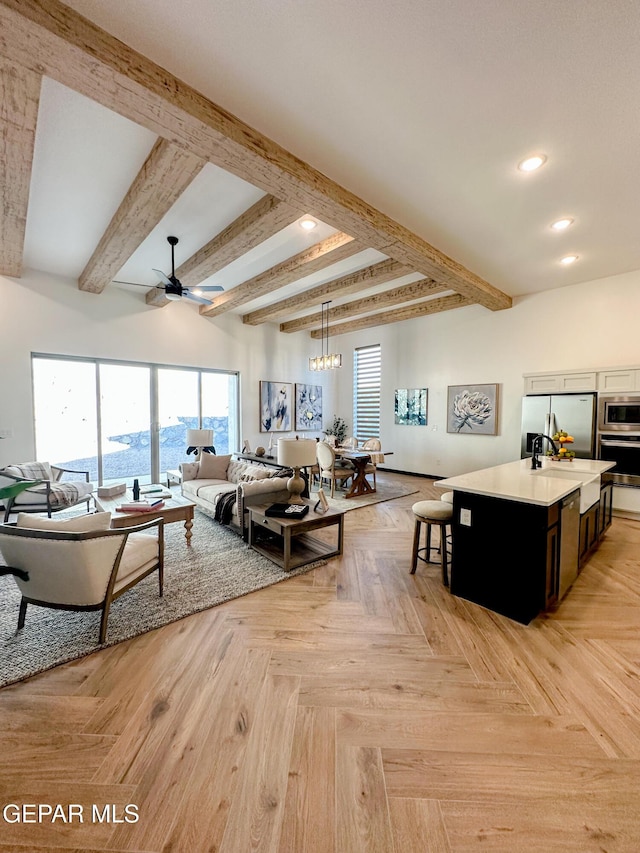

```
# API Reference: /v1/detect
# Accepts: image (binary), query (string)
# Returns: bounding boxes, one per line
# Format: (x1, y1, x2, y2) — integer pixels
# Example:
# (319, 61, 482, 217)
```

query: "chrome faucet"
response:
(531, 434, 559, 469)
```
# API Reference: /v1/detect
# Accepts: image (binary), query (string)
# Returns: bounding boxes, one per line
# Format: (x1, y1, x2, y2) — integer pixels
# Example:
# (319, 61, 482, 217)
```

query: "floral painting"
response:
(295, 383, 322, 431)
(260, 381, 292, 432)
(447, 384, 499, 435)
(395, 388, 427, 426)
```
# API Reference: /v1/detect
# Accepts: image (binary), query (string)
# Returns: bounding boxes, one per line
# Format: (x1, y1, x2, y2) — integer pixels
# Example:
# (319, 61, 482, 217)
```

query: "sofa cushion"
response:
(13, 480, 94, 508)
(239, 464, 272, 481)
(16, 511, 112, 532)
(182, 478, 229, 500)
(198, 453, 231, 480)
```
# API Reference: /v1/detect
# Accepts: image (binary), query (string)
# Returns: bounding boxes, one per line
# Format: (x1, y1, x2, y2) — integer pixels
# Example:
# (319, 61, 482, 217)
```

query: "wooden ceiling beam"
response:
(79, 138, 205, 294)
(310, 294, 473, 337)
(242, 258, 409, 325)
(0, 59, 41, 277)
(279, 278, 449, 333)
(176, 195, 299, 288)
(199, 232, 360, 317)
(0, 0, 512, 312)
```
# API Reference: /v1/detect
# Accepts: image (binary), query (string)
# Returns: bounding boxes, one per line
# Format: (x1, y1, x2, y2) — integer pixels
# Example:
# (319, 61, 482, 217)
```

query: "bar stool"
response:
(440, 491, 454, 504)
(410, 500, 453, 586)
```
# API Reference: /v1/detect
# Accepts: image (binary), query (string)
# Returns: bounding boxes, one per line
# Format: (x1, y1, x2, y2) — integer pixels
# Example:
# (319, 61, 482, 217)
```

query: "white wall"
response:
(2, 266, 640, 496)
(334, 269, 640, 479)
(0, 270, 338, 467)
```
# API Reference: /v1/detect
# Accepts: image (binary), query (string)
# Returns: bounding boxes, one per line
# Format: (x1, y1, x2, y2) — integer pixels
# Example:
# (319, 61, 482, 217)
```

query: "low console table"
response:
(248, 499, 343, 571)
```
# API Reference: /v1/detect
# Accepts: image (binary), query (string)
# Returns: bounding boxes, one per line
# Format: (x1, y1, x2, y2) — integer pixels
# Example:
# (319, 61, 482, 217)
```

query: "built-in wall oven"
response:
(598, 395, 640, 487)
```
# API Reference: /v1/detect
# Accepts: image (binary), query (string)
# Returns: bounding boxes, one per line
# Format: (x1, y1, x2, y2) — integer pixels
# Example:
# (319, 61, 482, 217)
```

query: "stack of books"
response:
(140, 485, 173, 498)
(116, 499, 165, 513)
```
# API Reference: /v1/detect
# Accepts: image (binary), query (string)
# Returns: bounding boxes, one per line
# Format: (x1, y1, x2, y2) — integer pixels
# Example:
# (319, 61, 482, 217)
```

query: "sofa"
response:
(180, 454, 291, 538)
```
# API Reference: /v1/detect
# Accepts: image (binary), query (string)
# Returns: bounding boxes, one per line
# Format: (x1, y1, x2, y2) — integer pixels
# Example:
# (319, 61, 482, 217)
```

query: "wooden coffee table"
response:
(248, 499, 344, 571)
(94, 489, 196, 546)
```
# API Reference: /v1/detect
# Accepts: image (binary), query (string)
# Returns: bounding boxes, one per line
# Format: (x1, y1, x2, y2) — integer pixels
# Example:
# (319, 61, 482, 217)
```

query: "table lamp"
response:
(277, 438, 317, 504)
(186, 428, 215, 460)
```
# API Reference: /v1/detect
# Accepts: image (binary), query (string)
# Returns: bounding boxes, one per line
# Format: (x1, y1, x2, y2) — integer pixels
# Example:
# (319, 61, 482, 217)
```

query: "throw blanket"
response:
(214, 489, 237, 525)
(49, 482, 82, 507)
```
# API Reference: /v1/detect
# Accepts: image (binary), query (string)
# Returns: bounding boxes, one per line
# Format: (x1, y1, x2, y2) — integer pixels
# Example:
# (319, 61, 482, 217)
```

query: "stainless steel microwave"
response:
(599, 395, 640, 431)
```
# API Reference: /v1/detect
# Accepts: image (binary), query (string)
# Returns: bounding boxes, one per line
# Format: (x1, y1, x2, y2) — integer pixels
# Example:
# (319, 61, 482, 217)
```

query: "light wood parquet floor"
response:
(1, 471, 640, 852)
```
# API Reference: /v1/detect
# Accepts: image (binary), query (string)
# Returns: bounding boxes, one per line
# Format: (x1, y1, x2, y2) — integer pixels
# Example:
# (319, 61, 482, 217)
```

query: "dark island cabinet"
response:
(449, 492, 560, 625)
(599, 478, 613, 537)
(579, 502, 600, 567)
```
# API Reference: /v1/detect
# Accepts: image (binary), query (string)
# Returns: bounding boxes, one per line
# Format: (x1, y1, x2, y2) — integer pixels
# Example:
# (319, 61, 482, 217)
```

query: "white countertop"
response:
(436, 458, 615, 507)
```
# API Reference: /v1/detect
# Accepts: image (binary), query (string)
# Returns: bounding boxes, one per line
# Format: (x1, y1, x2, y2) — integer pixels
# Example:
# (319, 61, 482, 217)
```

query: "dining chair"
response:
(361, 438, 384, 488)
(315, 442, 353, 498)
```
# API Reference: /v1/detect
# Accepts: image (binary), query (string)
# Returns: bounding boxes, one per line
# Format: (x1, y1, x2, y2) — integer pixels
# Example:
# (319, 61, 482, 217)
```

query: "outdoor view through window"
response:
(32, 356, 239, 485)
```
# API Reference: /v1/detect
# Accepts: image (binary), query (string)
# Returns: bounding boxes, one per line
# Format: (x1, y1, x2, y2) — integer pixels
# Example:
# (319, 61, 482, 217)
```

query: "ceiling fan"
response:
(114, 235, 224, 305)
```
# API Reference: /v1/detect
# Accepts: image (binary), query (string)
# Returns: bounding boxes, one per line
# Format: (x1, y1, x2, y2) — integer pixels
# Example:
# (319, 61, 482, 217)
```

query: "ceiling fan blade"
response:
(194, 284, 224, 292)
(183, 291, 213, 306)
(152, 268, 173, 287)
(112, 280, 155, 288)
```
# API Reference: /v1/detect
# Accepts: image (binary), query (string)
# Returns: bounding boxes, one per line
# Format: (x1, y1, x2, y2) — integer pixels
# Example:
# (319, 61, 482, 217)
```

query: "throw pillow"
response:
(4, 461, 53, 481)
(239, 464, 272, 481)
(198, 453, 232, 480)
(16, 511, 112, 532)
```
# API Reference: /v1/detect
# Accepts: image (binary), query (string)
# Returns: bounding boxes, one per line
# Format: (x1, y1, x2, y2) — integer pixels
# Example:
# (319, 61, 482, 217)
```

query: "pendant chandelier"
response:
(309, 301, 342, 371)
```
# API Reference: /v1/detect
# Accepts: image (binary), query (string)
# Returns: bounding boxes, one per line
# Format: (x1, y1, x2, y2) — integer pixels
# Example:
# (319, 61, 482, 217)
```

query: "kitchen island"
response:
(437, 458, 615, 624)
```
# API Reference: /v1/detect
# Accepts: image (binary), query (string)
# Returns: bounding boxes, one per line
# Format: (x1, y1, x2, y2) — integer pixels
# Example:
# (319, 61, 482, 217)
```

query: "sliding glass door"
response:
(99, 363, 152, 484)
(32, 355, 239, 486)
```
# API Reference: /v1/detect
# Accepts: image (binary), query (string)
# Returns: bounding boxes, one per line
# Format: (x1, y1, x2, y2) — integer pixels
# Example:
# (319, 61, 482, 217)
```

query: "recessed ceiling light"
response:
(551, 218, 574, 231)
(560, 255, 579, 265)
(518, 154, 547, 172)
(299, 217, 318, 231)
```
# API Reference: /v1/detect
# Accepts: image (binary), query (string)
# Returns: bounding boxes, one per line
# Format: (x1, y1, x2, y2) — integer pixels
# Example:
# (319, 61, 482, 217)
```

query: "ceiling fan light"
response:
(165, 291, 181, 301)
(518, 154, 547, 172)
(551, 218, 574, 231)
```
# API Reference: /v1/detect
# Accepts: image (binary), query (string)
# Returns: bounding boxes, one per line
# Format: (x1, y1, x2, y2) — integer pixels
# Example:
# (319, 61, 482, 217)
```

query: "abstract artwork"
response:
(394, 388, 428, 426)
(295, 383, 323, 431)
(259, 381, 293, 432)
(447, 383, 499, 434)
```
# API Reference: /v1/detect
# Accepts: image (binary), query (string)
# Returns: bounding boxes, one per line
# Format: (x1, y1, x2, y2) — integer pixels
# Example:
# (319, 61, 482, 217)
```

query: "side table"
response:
(248, 499, 343, 571)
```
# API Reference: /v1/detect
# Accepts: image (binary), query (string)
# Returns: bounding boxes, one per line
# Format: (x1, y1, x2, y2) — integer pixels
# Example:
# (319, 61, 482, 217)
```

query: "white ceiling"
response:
(21, 0, 640, 314)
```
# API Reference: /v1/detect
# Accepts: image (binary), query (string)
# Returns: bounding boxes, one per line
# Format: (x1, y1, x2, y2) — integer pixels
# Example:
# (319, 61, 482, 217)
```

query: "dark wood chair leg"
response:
(17, 598, 27, 630)
(99, 599, 112, 644)
(410, 518, 421, 573)
(441, 523, 449, 587)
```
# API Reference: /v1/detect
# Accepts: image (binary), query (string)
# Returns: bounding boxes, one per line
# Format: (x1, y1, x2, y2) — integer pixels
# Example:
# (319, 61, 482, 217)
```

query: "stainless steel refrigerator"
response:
(520, 393, 597, 459)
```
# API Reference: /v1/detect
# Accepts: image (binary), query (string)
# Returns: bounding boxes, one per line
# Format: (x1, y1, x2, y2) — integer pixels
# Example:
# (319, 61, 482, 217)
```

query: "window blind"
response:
(353, 344, 381, 441)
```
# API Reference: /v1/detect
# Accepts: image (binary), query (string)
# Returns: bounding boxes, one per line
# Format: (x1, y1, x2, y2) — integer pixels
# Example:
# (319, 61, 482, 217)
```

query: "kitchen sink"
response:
(533, 468, 600, 513)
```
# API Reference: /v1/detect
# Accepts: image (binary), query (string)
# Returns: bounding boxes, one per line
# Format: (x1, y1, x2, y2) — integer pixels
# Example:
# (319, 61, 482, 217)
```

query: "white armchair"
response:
(0, 512, 164, 644)
(0, 461, 93, 522)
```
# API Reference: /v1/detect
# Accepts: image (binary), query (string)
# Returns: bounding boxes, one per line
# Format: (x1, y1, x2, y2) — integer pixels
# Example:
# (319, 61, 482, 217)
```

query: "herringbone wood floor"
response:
(1, 472, 640, 852)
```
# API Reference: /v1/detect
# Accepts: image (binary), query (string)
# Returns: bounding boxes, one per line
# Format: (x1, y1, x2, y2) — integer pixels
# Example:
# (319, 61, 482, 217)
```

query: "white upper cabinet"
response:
(524, 371, 597, 395)
(597, 369, 639, 393)
(525, 366, 640, 395)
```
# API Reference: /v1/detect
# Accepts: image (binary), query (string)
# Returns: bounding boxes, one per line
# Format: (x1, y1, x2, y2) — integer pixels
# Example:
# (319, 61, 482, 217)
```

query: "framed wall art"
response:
(259, 381, 293, 432)
(447, 383, 499, 435)
(295, 383, 323, 431)
(394, 388, 428, 426)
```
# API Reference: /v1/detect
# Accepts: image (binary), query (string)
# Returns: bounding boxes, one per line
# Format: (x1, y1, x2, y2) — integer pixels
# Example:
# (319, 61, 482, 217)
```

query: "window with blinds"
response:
(353, 344, 381, 441)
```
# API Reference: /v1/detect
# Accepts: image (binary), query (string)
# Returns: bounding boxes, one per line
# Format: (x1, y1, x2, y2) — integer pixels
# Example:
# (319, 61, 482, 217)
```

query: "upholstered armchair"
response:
(316, 442, 353, 498)
(0, 461, 93, 522)
(0, 511, 164, 644)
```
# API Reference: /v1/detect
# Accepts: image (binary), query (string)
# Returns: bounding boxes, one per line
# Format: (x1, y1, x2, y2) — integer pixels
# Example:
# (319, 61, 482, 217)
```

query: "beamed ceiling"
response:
(0, 0, 512, 339)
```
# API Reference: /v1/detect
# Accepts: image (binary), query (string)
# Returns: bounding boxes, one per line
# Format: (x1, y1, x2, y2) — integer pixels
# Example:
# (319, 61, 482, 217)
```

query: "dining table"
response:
(335, 450, 374, 498)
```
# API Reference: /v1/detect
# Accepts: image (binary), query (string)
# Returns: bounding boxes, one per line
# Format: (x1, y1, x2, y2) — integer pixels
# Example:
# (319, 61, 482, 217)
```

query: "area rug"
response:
(310, 477, 418, 512)
(0, 512, 326, 689)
